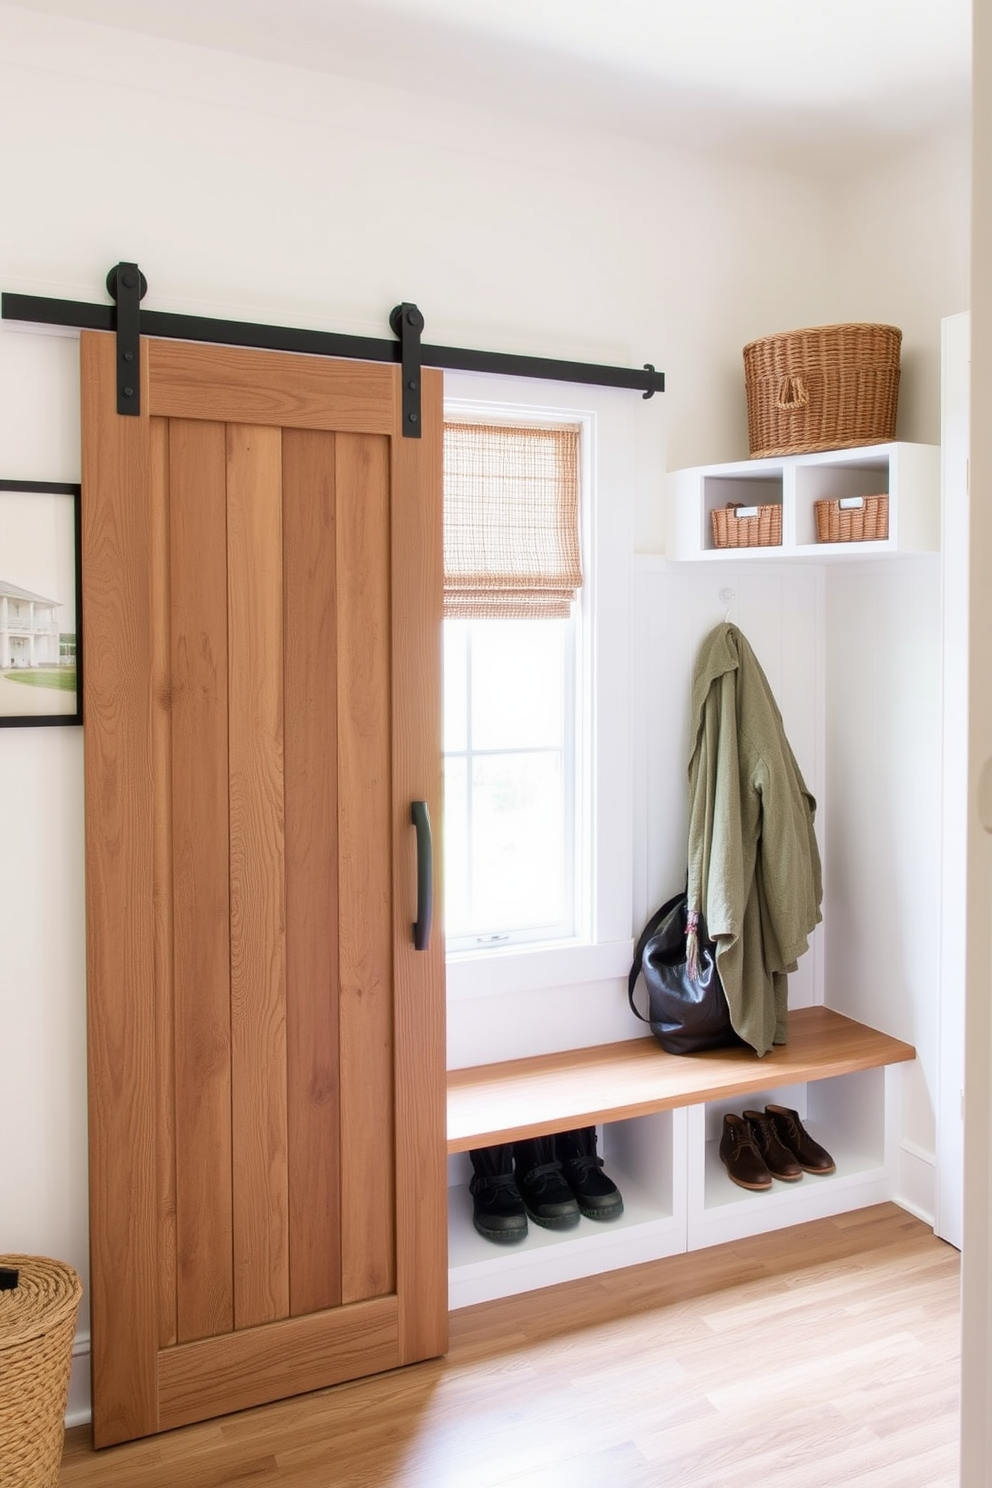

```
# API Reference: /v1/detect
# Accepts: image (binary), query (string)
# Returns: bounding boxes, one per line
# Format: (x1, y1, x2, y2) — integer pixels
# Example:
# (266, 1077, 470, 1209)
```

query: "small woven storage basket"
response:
(815, 494, 889, 543)
(743, 323, 901, 459)
(711, 503, 782, 549)
(0, 1256, 82, 1488)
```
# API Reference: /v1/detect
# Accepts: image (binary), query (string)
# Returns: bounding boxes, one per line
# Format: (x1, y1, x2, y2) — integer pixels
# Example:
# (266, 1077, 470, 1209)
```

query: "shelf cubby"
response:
(447, 1109, 686, 1308)
(687, 1067, 893, 1249)
(666, 441, 939, 562)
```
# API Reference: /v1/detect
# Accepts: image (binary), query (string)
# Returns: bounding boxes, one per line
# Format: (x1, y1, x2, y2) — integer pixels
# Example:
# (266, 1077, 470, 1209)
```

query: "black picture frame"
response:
(0, 479, 82, 727)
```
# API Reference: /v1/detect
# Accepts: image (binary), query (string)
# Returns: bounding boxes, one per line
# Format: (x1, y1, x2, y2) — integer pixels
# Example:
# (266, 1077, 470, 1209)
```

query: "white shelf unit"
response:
(666, 441, 940, 562)
(445, 1010, 913, 1310)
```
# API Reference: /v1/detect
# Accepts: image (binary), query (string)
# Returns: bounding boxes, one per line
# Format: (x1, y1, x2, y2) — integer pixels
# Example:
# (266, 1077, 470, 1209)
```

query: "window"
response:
(441, 374, 634, 1002)
(443, 418, 581, 951)
(443, 416, 582, 953)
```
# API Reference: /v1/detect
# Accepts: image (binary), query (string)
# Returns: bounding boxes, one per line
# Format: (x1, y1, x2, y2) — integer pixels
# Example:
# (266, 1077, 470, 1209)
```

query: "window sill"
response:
(445, 938, 634, 1002)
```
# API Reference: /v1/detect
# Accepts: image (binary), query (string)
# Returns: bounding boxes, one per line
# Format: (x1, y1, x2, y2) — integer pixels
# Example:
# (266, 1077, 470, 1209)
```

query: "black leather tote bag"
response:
(628, 891, 743, 1055)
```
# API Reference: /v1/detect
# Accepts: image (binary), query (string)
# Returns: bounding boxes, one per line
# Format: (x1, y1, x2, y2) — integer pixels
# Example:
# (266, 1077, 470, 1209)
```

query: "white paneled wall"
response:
(632, 552, 942, 1220)
(824, 560, 943, 1156)
(632, 557, 824, 1021)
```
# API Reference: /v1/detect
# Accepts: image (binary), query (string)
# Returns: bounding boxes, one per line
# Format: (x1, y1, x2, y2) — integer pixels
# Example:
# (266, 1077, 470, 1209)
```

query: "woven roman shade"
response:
(443, 421, 582, 618)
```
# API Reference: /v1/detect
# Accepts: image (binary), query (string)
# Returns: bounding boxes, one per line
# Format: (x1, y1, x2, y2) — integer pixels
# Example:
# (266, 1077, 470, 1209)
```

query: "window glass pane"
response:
(468, 751, 565, 933)
(442, 755, 470, 937)
(470, 618, 566, 752)
(443, 621, 468, 754)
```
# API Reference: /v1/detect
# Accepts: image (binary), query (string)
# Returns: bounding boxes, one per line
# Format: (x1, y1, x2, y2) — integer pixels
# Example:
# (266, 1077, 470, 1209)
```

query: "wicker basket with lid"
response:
(0, 1255, 82, 1487)
(743, 323, 901, 459)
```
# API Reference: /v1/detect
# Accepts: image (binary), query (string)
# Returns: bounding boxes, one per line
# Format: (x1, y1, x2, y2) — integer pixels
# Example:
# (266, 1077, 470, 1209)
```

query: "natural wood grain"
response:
(80, 330, 161, 1447)
(59, 1205, 959, 1488)
(149, 416, 178, 1354)
(168, 418, 234, 1345)
(282, 428, 342, 1318)
(447, 1006, 916, 1151)
(156, 1297, 400, 1433)
(390, 367, 449, 1365)
(227, 423, 290, 1329)
(82, 331, 446, 1441)
(148, 339, 395, 433)
(335, 431, 395, 1304)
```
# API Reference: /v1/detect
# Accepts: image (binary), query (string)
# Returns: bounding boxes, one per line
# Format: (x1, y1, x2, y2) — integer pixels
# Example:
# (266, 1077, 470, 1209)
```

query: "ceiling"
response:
(16, 0, 973, 173)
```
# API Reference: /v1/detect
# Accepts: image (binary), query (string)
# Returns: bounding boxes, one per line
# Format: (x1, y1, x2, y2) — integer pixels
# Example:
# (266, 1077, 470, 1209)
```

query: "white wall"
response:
(821, 122, 971, 1236)
(824, 561, 943, 1187)
(830, 126, 971, 447)
(0, 0, 971, 1426)
(960, 0, 992, 1479)
(0, 3, 842, 564)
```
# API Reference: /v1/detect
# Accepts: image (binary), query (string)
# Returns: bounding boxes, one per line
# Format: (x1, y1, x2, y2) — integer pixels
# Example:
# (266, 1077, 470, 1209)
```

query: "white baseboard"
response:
(66, 1330, 91, 1428)
(895, 1139, 936, 1227)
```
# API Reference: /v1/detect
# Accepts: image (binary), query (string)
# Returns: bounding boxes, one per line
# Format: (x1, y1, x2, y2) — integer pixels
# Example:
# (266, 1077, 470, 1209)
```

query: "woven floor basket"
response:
(0, 1256, 82, 1488)
(743, 323, 901, 459)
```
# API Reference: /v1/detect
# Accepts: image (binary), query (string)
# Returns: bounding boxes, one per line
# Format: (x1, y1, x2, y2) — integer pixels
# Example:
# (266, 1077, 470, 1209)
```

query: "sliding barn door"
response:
(80, 331, 446, 1447)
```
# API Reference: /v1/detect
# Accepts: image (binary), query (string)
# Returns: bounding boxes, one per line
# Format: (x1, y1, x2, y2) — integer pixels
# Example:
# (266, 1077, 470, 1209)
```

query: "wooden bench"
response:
(447, 1005, 915, 1150)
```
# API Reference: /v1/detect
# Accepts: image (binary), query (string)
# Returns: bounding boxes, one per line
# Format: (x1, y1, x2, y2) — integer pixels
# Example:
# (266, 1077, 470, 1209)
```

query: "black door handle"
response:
(411, 800, 433, 951)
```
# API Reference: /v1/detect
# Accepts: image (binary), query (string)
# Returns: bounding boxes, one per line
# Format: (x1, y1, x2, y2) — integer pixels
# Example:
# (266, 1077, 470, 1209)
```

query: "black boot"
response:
(555, 1126, 624, 1221)
(469, 1145, 528, 1244)
(513, 1136, 581, 1230)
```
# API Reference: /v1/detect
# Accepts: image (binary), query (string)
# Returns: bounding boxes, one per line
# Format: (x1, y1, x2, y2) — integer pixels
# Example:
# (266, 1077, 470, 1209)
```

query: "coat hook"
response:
(719, 587, 735, 623)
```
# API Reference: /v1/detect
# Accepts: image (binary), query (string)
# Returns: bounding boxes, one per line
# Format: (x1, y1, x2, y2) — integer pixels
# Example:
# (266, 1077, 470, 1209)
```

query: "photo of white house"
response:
(0, 578, 63, 668)
(0, 486, 80, 719)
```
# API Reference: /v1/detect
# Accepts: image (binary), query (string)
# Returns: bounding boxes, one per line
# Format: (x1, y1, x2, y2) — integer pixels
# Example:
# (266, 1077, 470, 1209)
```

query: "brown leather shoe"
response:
(765, 1104, 836, 1175)
(742, 1109, 804, 1181)
(718, 1113, 772, 1191)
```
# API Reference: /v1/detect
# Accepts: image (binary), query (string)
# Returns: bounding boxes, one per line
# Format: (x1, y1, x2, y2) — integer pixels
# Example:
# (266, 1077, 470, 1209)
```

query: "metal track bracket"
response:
(390, 302, 424, 438)
(106, 262, 147, 416)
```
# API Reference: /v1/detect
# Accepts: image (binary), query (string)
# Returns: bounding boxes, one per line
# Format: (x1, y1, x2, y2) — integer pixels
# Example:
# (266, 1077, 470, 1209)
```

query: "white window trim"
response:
(442, 371, 634, 1001)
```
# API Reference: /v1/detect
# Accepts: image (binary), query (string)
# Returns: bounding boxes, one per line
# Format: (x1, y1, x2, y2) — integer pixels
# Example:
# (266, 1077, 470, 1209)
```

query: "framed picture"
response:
(0, 479, 82, 727)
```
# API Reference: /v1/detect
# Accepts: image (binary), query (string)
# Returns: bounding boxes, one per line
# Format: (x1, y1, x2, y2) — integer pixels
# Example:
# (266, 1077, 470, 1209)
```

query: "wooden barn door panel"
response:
(282, 427, 342, 1320)
(81, 332, 446, 1447)
(168, 415, 234, 1349)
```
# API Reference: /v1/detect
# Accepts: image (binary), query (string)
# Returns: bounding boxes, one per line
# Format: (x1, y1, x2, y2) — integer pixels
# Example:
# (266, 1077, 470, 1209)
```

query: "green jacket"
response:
(686, 624, 822, 1056)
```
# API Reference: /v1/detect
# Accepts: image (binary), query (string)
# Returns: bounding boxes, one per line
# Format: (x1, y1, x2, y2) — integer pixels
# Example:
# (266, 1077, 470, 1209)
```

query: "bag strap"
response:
(627, 890, 685, 1023)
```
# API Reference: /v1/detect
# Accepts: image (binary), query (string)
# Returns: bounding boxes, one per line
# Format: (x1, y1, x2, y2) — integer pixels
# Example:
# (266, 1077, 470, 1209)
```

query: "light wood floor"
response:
(60, 1203, 960, 1488)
